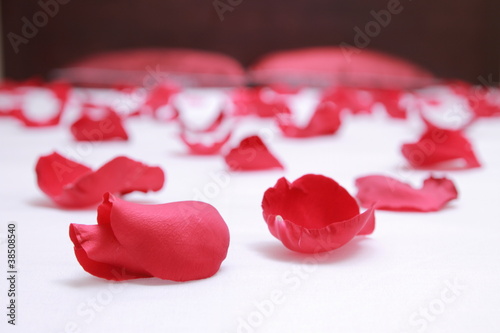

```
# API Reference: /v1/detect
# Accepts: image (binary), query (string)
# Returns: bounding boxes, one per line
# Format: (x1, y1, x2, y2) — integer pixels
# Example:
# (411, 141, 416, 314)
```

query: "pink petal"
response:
(401, 120, 481, 169)
(224, 136, 284, 171)
(355, 175, 458, 212)
(276, 100, 342, 138)
(70, 107, 129, 141)
(70, 193, 230, 281)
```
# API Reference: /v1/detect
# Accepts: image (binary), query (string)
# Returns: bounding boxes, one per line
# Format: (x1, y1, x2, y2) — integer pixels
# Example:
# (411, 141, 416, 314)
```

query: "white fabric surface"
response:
(1, 88, 500, 333)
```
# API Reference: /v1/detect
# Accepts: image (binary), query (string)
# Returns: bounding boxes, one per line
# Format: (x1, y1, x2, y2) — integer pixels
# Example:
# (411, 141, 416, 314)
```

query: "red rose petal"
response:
(231, 88, 290, 118)
(178, 108, 233, 155)
(36, 153, 165, 207)
(448, 80, 500, 118)
(276, 100, 341, 138)
(401, 120, 481, 169)
(355, 175, 458, 212)
(8, 82, 70, 127)
(372, 88, 406, 119)
(180, 131, 232, 155)
(224, 136, 284, 171)
(70, 106, 128, 141)
(69, 193, 230, 281)
(140, 83, 180, 120)
(262, 174, 375, 253)
(322, 86, 375, 114)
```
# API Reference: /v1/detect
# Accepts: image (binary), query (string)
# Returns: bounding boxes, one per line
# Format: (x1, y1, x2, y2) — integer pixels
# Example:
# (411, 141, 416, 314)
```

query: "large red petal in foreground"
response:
(36, 153, 165, 207)
(401, 120, 481, 169)
(276, 101, 342, 138)
(224, 136, 284, 171)
(262, 174, 375, 253)
(69, 193, 230, 281)
(355, 175, 458, 212)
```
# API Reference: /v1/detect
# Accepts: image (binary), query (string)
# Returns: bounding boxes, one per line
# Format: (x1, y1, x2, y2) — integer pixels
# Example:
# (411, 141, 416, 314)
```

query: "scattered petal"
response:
(140, 83, 180, 120)
(36, 153, 165, 207)
(401, 120, 481, 169)
(276, 100, 342, 138)
(70, 193, 230, 281)
(321, 86, 374, 114)
(70, 106, 129, 141)
(355, 175, 458, 212)
(180, 131, 232, 155)
(4, 82, 70, 127)
(262, 174, 375, 253)
(224, 136, 284, 171)
(231, 88, 290, 118)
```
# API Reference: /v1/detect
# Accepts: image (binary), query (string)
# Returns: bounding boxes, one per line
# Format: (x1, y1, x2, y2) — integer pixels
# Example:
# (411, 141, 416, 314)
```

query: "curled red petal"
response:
(69, 193, 230, 281)
(36, 153, 165, 207)
(355, 175, 458, 212)
(224, 135, 284, 171)
(276, 100, 341, 138)
(180, 131, 232, 155)
(70, 107, 128, 141)
(262, 174, 374, 253)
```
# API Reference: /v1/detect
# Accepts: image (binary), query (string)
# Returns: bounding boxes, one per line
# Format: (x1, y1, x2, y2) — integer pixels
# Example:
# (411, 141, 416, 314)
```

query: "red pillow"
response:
(55, 48, 246, 87)
(249, 47, 434, 88)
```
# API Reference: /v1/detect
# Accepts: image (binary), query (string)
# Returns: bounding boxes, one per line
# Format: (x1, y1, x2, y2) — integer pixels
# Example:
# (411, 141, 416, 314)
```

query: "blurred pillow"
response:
(53, 48, 246, 87)
(248, 47, 435, 88)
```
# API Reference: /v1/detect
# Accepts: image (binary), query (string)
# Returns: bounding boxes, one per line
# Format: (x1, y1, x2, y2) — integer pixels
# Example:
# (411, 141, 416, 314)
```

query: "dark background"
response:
(2, 0, 499, 85)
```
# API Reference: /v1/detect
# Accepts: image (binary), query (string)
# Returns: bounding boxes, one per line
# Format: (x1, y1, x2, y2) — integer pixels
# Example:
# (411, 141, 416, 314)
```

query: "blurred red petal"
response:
(70, 107, 128, 141)
(9, 82, 70, 127)
(70, 193, 230, 281)
(448, 80, 500, 118)
(36, 153, 165, 207)
(401, 121, 481, 169)
(231, 88, 290, 118)
(355, 175, 458, 212)
(276, 100, 341, 138)
(180, 131, 232, 155)
(372, 88, 406, 119)
(140, 83, 180, 119)
(262, 174, 374, 253)
(322, 86, 374, 114)
(224, 136, 284, 171)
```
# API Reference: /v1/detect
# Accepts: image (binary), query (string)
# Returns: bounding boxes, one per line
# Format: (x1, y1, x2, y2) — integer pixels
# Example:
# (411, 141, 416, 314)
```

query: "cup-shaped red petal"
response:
(262, 174, 375, 253)
(70, 193, 230, 281)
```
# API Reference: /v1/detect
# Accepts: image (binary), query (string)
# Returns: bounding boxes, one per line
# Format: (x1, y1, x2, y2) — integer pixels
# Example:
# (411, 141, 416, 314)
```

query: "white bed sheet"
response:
(1, 88, 499, 333)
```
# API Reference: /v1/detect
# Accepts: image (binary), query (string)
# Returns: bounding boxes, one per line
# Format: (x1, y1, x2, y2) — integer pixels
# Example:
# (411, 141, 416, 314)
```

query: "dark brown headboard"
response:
(2, 0, 499, 85)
